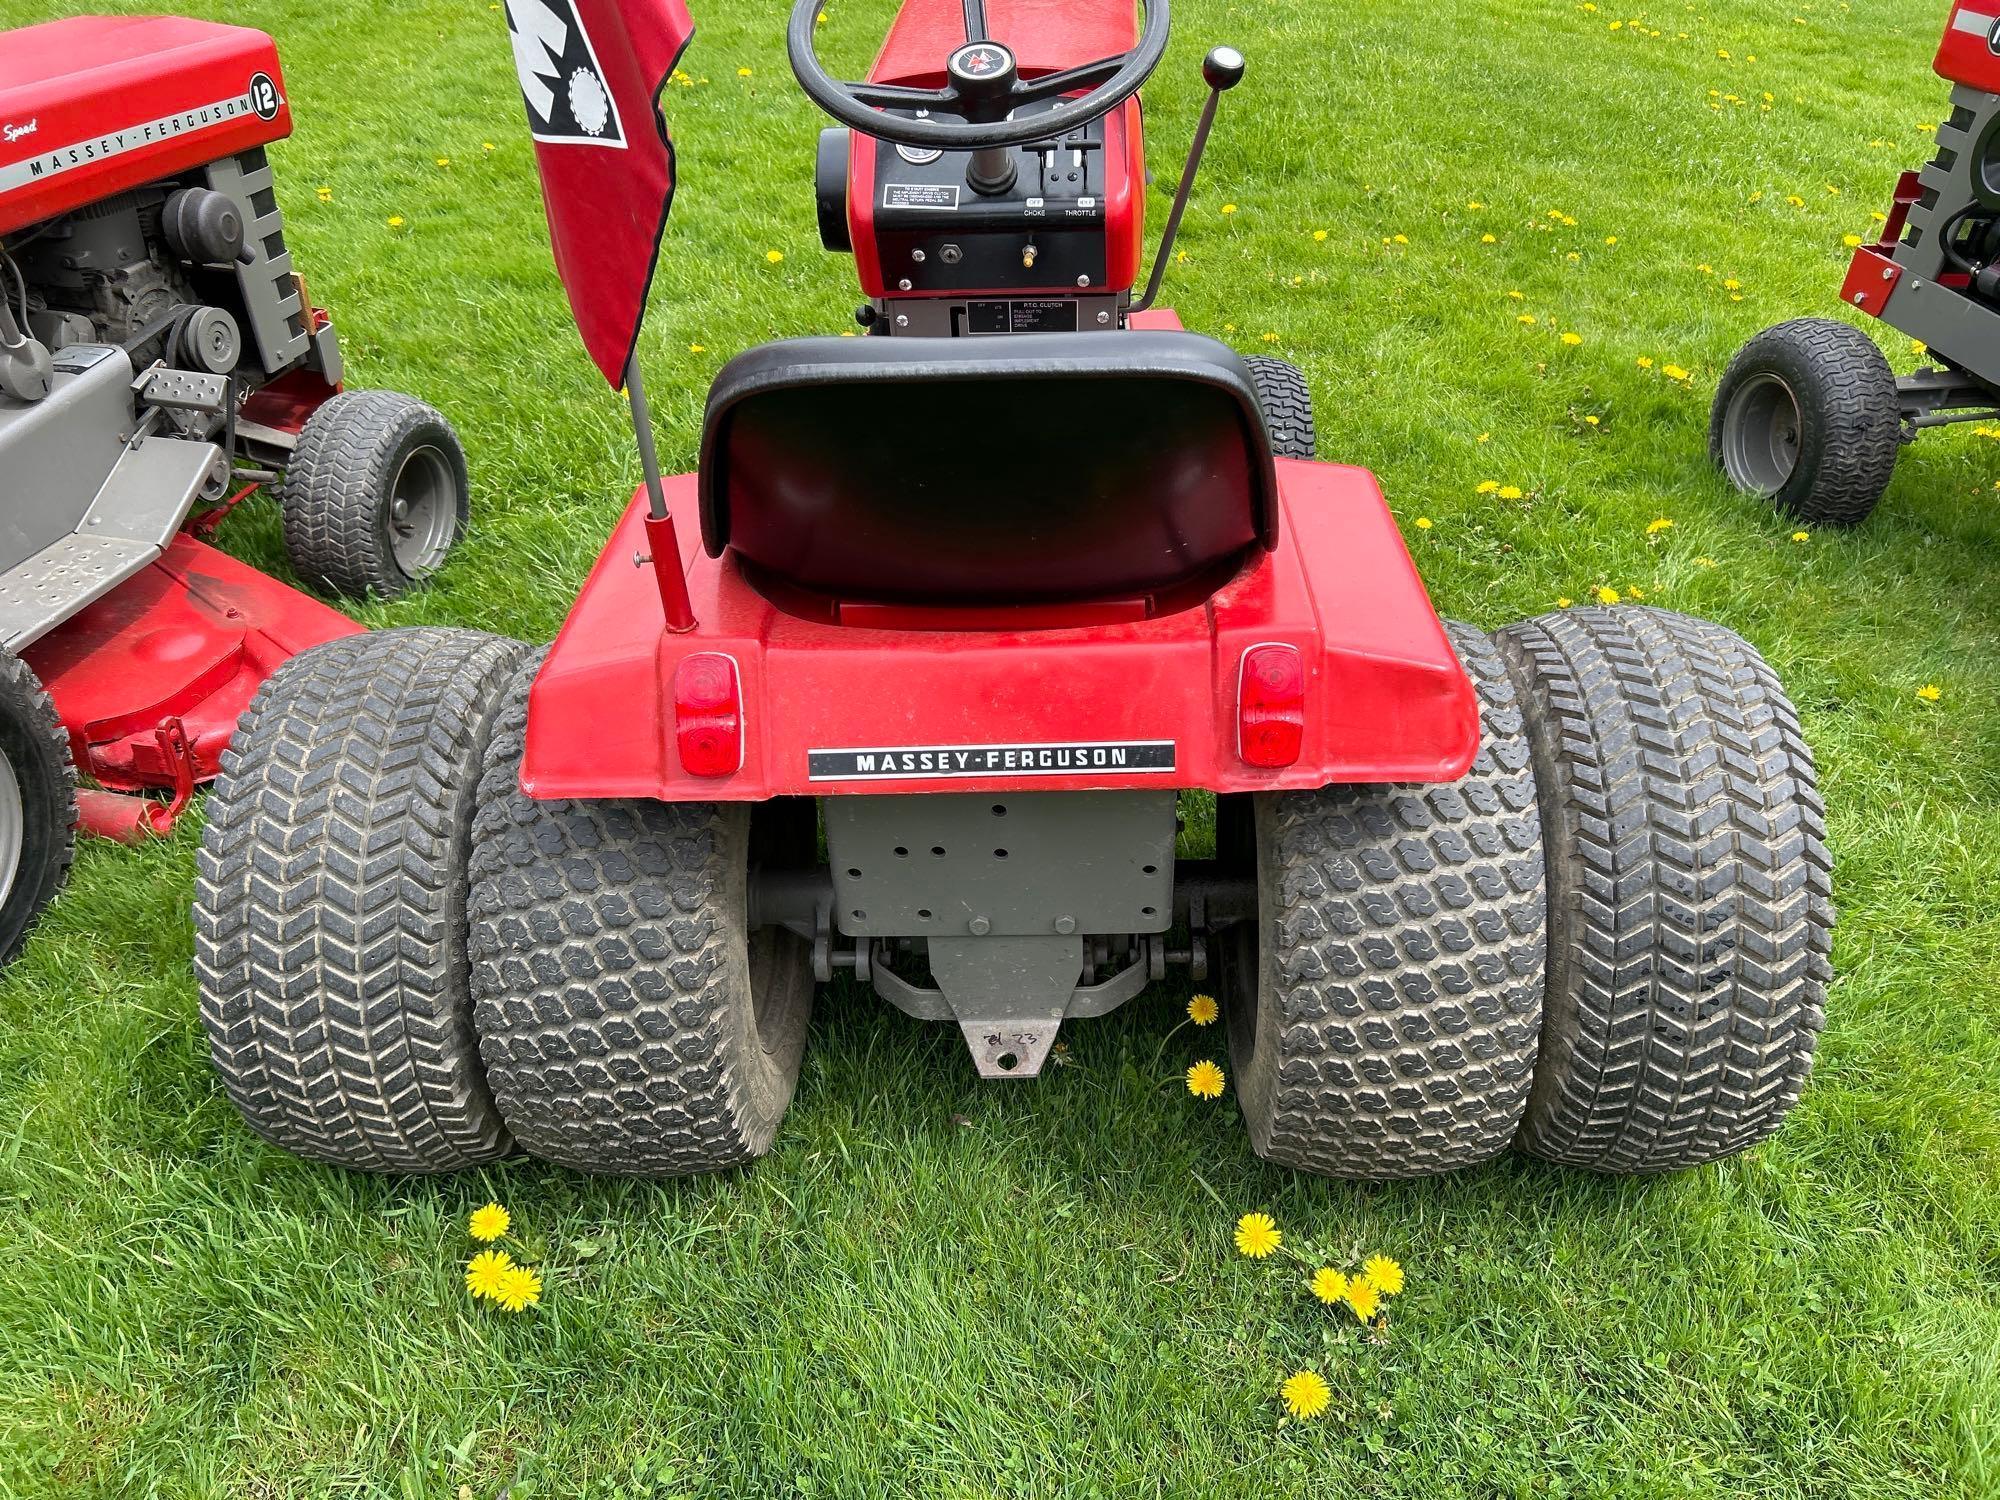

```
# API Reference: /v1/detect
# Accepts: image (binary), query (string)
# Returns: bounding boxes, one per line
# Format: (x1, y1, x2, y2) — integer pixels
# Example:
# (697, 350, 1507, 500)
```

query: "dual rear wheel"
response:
(1220, 607, 1833, 1177)
(193, 607, 1833, 1181)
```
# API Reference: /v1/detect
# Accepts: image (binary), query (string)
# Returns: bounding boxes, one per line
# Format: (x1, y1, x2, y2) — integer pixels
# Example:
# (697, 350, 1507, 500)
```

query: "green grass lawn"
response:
(3, 0, 1998, 1493)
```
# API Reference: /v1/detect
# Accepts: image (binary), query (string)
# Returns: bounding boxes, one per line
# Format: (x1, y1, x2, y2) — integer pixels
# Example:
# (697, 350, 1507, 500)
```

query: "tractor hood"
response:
(0, 15, 291, 237)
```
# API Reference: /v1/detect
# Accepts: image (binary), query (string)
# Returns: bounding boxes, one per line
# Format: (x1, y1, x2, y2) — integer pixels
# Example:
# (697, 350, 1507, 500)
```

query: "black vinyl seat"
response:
(697, 332, 1279, 606)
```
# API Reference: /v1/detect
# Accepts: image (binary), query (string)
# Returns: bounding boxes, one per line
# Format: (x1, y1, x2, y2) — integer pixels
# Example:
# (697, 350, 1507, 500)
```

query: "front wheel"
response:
(281, 390, 470, 598)
(1709, 318, 1900, 527)
(0, 649, 76, 966)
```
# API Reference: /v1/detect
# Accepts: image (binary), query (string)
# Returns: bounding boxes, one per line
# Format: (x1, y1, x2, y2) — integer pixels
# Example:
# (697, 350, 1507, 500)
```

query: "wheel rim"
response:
(0, 746, 23, 912)
(1721, 372, 1803, 496)
(387, 445, 458, 577)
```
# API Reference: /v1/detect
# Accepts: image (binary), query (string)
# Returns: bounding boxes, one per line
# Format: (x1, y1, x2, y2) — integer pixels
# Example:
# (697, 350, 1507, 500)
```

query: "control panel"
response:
(820, 94, 1142, 315)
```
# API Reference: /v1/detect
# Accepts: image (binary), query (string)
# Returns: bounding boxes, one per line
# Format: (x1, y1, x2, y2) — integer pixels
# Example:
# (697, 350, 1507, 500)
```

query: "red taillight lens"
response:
(674, 652, 742, 777)
(1238, 643, 1306, 768)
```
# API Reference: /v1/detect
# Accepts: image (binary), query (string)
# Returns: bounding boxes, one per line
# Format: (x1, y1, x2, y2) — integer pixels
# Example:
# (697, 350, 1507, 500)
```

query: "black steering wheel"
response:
(789, 0, 1171, 151)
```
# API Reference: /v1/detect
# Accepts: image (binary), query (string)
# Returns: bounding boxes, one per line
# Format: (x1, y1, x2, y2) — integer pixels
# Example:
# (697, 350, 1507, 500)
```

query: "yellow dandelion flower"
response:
(738, 66, 753, 77)
(1392, 233, 1409, 245)
(468, 1202, 511, 1242)
(1186, 1059, 1226, 1099)
(1344, 1278, 1383, 1320)
(465, 1249, 512, 1300)
(1585, 414, 1601, 426)
(1786, 195, 1805, 207)
(1476, 480, 1500, 494)
(1605, 235, 1619, 245)
(387, 215, 406, 228)
(1911, 340, 1927, 356)
(1557, 596, 1574, 608)
(1916, 683, 1941, 702)
(1843, 233, 1862, 247)
(1467, 199, 1486, 209)
(1281, 1369, 1331, 1420)
(1791, 530, 1810, 543)
(1221, 203, 1238, 215)
(315, 185, 333, 202)
(1414, 516, 1434, 530)
(1566, 251, 1581, 263)
(1723, 278, 1742, 291)
(1626, 585, 1645, 599)
(1663, 364, 1691, 381)
(1637, 355, 1655, 369)
(435, 156, 451, 167)
(765, 249, 784, 263)
(1477, 431, 1491, 443)
(483, 142, 496, 152)
(1187, 993, 1219, 1026)
(1261, 331, 1280, 343)
(1234, 1212, 1282, 1259)
(1313, 229, 1329, 241)
(1561, 332, 1583, 346)
(1646, 517, 1674, 534)
(1481, 233, 1497, 244)
(1694, 556, 1717, 567)
(1518, 314, 1538, 325)
(1498, 484, 1524, 501)
(1506, 289, 1526, 300)
(1595, 585, 1621, 605)
(493, 1263, 542, 1313)
(1362, 1255, 1405, 1296)
(689, 342, 706, 353)
(1310, 1267, 1349, 1305)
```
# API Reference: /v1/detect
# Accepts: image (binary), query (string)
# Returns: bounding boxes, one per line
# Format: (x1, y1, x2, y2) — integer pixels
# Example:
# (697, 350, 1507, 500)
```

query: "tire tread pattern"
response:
(1244, 356, 1318, 459)
(282, 390, 465, 598)
(193, 627, 525, 1172)
(1709, 317, 1900, 527)
(1246, 622, 1547, 1178)
(466, 660, 781, 1177)
(1495, 606, 1833, 1173)
(0, 648, 77, 963)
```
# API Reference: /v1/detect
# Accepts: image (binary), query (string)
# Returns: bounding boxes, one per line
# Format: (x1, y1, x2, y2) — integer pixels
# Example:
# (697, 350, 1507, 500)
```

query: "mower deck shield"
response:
(522, 458, 1480, 800)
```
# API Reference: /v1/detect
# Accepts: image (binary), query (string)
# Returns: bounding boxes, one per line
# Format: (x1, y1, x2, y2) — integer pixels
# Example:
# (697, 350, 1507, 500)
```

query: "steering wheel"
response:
(789, 0, 1171, 152)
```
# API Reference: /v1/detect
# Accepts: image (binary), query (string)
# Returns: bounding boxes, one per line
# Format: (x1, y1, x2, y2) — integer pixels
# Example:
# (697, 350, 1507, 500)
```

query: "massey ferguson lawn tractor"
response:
(0, 16, 470, 964)
(1714, 0, 2000, 526)
(192, 0, 1834, 1185)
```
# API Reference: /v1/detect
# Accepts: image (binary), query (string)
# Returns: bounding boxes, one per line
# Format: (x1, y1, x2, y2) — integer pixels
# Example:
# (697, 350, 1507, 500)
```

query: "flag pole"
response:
(624, 355, 697, 632)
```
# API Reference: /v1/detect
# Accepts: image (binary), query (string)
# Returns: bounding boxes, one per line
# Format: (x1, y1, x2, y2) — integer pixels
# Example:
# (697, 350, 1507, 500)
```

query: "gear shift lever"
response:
(1131, 45, 1245, 314)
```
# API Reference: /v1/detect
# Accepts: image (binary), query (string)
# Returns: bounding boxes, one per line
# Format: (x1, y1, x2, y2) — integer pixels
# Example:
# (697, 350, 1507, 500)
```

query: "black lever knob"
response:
(1202, 45, 1246, 91)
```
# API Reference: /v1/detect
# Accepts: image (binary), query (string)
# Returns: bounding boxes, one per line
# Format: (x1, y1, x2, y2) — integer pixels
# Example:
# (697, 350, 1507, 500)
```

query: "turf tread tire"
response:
(467, 660, 815, 1177)
(1226, 622, 1546, 1179)
(1494, 605, 1834, 1174)
(1709, 318, 1900, 528)
(0, 649, 76, 965)
(193, 627, 527, 1172)
(282, 390, 468, 599)
(1244, 356, 1317, 459)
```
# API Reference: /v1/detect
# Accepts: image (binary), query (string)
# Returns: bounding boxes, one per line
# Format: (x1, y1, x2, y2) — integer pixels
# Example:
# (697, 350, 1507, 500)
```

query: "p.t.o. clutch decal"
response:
(808, 740, 1175, 782)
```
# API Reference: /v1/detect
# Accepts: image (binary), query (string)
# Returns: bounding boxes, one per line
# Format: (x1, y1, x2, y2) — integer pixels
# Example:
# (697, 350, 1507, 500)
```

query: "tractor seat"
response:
(697, 332, 1279, 607)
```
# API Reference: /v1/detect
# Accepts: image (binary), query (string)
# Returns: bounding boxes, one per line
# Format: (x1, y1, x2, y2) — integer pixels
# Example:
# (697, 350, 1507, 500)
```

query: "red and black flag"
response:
(504, 0, 694, 385)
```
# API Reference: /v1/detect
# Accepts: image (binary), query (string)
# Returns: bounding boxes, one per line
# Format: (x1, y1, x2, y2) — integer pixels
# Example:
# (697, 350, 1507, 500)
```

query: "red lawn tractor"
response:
(193, 0, 1834, 1184)
(1714, 0, 2000, 525)
(0, 16, 469, 963)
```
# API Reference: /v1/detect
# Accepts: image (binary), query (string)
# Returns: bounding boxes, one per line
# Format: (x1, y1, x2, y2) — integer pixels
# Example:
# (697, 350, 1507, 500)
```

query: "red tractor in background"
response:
(1714, 0, 2000, 525)
(193, 0, 1834, 1186)
(0, 16, 470, 963)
